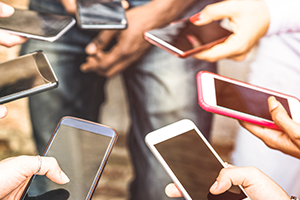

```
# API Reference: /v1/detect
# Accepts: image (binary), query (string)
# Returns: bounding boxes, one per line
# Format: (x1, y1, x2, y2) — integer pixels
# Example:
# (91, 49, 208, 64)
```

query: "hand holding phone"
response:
(145, 119, 249, 200)
(76, 0, 127, 30)
(20, 117, 118, 200)
(197, 71, 300, 130)
(144, 18, 232, 58)
(0, 9, 75, 42)
(0, 51, 58, 104)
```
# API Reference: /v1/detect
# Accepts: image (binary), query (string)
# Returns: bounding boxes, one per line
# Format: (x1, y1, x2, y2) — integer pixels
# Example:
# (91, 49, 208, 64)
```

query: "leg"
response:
(124, 46, 216, 200)
(21, 0, 106, 154)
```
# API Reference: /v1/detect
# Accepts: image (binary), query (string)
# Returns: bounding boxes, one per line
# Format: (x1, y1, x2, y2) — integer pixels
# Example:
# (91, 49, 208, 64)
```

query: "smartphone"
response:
(76, 0, 127, 30)
(145, 119, 249, 200)
(20, 116, 118, 200)
(197, 71, 300, 130)
(0, 9, 75, 42)
(144, 18, 232, 58)
(0, 51, 58, 104)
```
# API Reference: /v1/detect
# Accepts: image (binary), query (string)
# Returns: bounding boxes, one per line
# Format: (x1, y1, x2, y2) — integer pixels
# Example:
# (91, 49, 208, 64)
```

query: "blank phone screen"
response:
(155, 129, 247, 200)
(215, 78, 292, 121)
(147, 19, 232, 52)
(25, 124, 113, 200)
(0, 52, 57, 103)
(77, 0, 126, 26)
(0, 9, 74, 37)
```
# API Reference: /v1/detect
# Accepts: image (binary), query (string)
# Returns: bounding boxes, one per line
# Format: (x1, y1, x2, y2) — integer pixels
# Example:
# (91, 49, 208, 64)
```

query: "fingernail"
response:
(86, 43, 97, 54)
(1, 4, 14, 16)
(0, 105, 7, 118)
(269, 97, 279, 111)
(210, 181, 218, 191)
(190, 13, 201, 23)
(61, 171, 70, 183)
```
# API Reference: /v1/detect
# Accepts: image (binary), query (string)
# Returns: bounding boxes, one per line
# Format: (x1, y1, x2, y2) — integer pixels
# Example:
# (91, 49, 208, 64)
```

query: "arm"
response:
(80, 0, 200, 77)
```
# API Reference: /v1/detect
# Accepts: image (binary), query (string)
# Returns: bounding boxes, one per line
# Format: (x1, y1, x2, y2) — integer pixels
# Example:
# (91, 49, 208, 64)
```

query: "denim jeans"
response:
(21, 0, 216, 199)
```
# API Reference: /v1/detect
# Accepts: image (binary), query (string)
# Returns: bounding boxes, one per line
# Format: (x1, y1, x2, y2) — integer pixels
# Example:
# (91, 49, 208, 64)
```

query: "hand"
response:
(80, 5, 156, 77)
(0, 156, 69, 200)
(0, 105, 7, 119)
(0, 2, 27, 47)
(165, 165, 290, 200)
(190, 0, 270, 62)
(240, 96, 300, 159)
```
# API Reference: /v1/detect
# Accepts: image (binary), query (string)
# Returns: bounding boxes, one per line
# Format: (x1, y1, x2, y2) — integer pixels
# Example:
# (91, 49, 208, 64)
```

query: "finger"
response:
(0, 2, 14, 17)
(0, 30, 28, 47)
(165, 183, 183, 198)
(61, 0, 76, 14)
(0, 105, 7, 118)
(268, 97, 300, 138)
(86, 30, 118, 55)
(190, 1, 237, 26)
(122, 0, 129, 10)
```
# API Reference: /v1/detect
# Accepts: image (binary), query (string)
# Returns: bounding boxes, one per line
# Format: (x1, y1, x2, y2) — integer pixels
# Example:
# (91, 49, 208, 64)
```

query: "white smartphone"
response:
(197, 71, 300, 130)
(76, 0, 127, 30)
(0, 51, 58, 104)
(0, 9, 75, 42)
(145, 119, 249, 200)
(20, 116, 118, 200)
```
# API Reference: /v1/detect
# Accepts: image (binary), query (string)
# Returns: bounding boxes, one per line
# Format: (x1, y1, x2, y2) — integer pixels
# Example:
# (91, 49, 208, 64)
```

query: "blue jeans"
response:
(21, 0, 216, 199)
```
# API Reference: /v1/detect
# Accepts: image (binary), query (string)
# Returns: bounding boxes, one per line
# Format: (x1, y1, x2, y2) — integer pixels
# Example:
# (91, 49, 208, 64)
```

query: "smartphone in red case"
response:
(144, 18, 232, 58)
(197, 71, 300, 130)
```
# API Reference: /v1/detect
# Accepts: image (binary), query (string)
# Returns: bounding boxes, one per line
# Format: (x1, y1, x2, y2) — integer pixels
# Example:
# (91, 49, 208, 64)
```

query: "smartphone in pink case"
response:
(144, 18, 232, 58)
(197, 71, 300, 130)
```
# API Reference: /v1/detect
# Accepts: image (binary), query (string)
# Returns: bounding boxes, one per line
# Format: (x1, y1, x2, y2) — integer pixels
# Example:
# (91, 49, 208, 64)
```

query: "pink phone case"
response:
(143, 18, 230, 58)
(196, 71, 299, 130)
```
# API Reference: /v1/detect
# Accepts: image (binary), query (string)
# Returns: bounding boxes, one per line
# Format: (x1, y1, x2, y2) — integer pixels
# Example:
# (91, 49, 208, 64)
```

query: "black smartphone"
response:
(0, 51, 58, 104)
(76, 0, 127, 30)
(0, 9, 75, 42)
(144, 18, 232, 58)
(20, 116, 118, 200)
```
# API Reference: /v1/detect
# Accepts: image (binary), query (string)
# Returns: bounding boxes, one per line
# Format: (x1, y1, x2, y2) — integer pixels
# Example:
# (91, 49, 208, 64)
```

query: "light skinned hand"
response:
(0, 2, 27, 47)
(0, 156, 69, 200)
(190, 0, 270, 62)
(240, 96, 300, 159)
(0, 105, 7, 119)
(165, 165, 290, 200)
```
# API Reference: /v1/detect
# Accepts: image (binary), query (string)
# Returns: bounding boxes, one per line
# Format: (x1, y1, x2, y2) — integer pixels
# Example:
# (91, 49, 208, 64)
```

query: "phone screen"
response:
(146, 19, 232, 52)
(0, 9, 74, 37)
(214, 78, 292, 121)
(77, 0, 127, 28)
(155, 129, 247, 200)
(24, 123, 114, 200)
(0, 52, 57, 103)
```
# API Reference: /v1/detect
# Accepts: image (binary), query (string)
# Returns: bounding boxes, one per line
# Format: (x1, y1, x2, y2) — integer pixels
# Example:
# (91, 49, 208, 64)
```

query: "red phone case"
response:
(196, 71, 300, 130)
(143, 18, 230, 58)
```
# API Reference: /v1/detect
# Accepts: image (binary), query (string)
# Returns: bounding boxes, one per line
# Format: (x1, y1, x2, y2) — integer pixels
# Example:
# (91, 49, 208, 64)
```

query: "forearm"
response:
(264, 0, 300, 36)
(141, 0, 198, 28)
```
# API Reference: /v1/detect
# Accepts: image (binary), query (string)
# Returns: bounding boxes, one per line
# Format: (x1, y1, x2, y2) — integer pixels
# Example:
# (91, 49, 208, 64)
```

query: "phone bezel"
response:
(20, 116, 118, 200)
(197, 71, 300, 130)
(144, 18, 231, 58)
(145, 119, 249, 200)
(0, 51, 58, 104)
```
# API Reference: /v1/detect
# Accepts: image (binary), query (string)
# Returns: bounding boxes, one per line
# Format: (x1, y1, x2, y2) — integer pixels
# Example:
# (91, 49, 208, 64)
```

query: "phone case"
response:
(196, 71, 298, 130)
(144, 18, 231, 58)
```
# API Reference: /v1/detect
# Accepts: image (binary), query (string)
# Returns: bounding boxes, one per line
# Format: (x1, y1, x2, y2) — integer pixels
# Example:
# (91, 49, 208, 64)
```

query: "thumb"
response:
(0, 3, 14, 17)
(190, 1, 236, 25)
(268, 96, 299, 133)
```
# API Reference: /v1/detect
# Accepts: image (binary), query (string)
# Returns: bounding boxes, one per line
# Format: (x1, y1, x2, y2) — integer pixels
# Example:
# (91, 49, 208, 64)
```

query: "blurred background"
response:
(0, 1, 252, 199)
